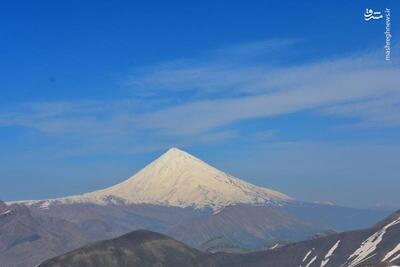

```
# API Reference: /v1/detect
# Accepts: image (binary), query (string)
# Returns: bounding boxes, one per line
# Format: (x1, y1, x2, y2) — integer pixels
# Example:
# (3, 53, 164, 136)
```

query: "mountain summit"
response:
(82, 147, 291, 209)
(23, 148, 291, 210)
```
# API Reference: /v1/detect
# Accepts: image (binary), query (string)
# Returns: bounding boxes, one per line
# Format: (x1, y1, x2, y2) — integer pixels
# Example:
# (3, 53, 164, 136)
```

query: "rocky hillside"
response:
(39, 210, 400, 267)
(0, 201, 89, 267)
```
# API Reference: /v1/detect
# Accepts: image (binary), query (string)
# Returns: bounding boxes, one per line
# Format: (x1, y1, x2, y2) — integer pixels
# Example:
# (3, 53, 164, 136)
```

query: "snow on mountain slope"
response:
(345, 216, 400, 267)
(16, 148, 291, 210)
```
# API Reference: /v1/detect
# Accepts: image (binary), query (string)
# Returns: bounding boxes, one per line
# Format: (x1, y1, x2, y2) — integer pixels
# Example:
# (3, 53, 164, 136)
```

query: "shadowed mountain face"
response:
(39, 230, 205, 267)
(0, 201, 89, 267)
(167, 202, 389, 249)
(27, 200, 388, 250)
(39, 210, 400, 267)
(167, 204, 318, 248)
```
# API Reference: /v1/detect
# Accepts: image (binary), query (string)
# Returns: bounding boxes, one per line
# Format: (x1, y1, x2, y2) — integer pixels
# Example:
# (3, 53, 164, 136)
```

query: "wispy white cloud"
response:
(0, 100, 136, 135)
(322, 94, 400, 128)
(135, 61, 399, 134)
(126, 39, 300, 96)
(0, 39, 399, 155)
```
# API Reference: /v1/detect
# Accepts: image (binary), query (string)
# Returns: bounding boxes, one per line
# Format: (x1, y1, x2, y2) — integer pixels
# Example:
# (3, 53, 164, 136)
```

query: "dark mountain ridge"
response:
(39, 210, 400, 267)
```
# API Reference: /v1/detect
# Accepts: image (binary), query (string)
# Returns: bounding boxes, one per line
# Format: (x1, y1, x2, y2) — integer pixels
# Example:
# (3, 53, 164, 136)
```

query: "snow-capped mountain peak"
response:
(17, 148, 292, 210)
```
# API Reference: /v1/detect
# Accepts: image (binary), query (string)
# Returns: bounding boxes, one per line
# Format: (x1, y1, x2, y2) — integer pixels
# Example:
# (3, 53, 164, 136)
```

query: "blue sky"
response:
(1, 1, 400, 209)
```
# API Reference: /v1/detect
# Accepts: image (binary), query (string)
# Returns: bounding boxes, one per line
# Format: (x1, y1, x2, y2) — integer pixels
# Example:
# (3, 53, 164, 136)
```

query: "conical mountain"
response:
(23, 148, 291, 210)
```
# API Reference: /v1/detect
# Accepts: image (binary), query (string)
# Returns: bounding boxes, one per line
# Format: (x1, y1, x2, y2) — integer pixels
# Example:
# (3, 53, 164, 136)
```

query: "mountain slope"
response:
(228, 209, 400, 267)
(18, 148, 291, 210)
(167, 202, 389, 248)
(39, 230, 205, 267)
(0, 201, 89, 267)
(167, 204, 318, 248)
(39, 210, 400, 267)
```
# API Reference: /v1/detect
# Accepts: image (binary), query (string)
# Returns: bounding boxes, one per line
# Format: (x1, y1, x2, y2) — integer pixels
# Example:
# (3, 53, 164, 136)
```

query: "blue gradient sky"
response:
(1, 1, 400, 208)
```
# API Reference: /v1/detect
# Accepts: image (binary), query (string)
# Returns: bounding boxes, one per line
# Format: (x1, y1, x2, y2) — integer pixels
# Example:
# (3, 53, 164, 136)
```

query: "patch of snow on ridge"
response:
(305, 256, 317, 267)
(390, 254, 400, 262)
(321, 240, 340, 267)
(0, 209, 11, 216)
(303, 249, 314, 262)
(39, 201, 51, 210)
(346, 216, 400, 267)
(382, 243, 400, 262)
(270, 244, 279, 250)
(10, 148, 291, 210)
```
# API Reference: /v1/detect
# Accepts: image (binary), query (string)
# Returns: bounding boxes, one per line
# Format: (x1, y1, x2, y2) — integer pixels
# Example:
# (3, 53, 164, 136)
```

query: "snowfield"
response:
(346, 216, 400, 267)
(10, 148, 291, 210)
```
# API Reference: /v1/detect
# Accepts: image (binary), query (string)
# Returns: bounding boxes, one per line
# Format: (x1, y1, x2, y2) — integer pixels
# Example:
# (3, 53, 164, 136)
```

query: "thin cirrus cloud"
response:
(133, 47, 399, 135)
(322, 95, 400, 128)
(127, 39, 301, 96)
(0, 100, 137, 135)
(0, 39, 399, 153)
